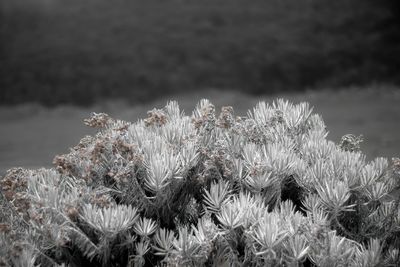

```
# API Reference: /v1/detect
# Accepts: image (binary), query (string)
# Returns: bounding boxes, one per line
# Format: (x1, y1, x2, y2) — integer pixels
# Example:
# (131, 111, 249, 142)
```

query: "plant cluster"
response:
(1, 99, 399, 266)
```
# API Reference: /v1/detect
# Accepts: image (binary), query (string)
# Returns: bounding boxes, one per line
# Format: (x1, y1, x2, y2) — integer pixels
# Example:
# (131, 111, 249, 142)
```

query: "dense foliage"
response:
(1, 99, 399, 266)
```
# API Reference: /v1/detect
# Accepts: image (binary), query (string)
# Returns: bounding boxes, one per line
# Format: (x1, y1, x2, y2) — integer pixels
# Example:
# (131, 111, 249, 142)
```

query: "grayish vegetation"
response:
(1, 98, 399, 266)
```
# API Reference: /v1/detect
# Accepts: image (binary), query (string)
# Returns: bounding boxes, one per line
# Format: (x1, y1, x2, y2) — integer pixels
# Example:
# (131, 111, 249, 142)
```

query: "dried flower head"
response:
(65, 206, 80, 221)
(339, 134, 363, 152)
(192, 99, 216, 130)
(144, 108, 168, 127)
(53, 155, 74, 175)
(216, 106, 235, 129)
(0, 168, 28, 200)
(84, 112, 112, 128)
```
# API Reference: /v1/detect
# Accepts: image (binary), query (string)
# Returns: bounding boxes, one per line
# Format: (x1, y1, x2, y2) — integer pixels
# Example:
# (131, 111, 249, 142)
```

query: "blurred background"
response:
(1, 0, 399, 174)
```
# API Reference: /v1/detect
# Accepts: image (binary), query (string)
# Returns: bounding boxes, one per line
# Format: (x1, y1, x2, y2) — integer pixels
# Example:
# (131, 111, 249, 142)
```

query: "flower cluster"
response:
(1, 99, 399, 266)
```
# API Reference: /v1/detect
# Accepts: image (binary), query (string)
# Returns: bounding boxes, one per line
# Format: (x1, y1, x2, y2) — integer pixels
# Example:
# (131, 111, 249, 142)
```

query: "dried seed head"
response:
(144, 109, 167, 127)
(65, 206, 79, 221)
(112, 138, 138, 161)
(91, 140, 106, 163)
(0, 168, 28, 196)
(90, 194, 111, 208)
(216, 106, 235, 129)
(84, 112, 111, 128)
(192, 100, 216, 130)
(339, 134, 363, 152)
(53, 155, 74, 175)
(73, 135, 94, 150)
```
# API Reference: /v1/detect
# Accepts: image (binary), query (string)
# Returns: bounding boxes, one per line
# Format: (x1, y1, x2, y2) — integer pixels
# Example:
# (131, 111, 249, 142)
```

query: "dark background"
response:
(0, 0, 400, 174)
(1, 0, 399, 106)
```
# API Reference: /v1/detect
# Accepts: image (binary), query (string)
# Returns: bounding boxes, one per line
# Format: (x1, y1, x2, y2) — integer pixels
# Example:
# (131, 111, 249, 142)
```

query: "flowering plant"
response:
(1, 99, 399, 266)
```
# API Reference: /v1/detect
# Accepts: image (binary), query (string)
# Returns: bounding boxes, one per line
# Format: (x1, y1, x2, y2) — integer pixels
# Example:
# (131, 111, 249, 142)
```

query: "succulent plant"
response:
(1, 99, 399, 266)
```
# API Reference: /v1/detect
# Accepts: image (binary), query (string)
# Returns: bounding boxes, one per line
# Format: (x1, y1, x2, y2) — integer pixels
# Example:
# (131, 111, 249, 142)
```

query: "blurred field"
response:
(1, 0, 399, 106)
(0, 85, 399, 175)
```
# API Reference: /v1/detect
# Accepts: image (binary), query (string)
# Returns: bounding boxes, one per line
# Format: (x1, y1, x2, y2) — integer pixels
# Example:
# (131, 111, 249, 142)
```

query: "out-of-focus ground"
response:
(0, 85, 399, 175)
(1, 0, 399, 106)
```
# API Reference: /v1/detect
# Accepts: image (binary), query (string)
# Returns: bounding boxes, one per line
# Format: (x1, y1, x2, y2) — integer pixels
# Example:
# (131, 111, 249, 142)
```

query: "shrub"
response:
(1, 99, 399, 266)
